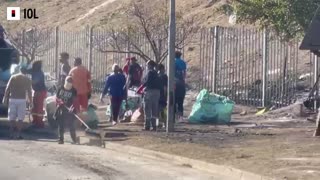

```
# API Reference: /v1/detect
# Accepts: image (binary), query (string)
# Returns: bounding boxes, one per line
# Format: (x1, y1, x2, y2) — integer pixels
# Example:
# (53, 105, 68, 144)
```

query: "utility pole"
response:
(167, 0, 176, 133)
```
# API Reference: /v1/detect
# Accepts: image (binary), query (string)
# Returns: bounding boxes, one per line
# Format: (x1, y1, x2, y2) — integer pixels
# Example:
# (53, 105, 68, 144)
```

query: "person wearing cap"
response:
(141, 60, 161, 131)
(100, 64, 126, 126)
(69, 57, 92, 111)
(3, 67, 32, 139)
(55, 76, 78, 144)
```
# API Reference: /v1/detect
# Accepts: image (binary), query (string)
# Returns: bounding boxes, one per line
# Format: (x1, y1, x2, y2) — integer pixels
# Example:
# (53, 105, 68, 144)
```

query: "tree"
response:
(93, 0, 197, 63)
(6, 27, 54, 64)
(226, 0, 319, 41)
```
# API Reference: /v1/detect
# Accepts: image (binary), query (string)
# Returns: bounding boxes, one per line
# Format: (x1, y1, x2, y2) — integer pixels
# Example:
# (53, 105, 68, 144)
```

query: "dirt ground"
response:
(87, 92, 320, 180)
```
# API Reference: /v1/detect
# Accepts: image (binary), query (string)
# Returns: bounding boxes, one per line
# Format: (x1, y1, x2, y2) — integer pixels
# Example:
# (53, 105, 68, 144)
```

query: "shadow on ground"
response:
(0, 125, 58, 143)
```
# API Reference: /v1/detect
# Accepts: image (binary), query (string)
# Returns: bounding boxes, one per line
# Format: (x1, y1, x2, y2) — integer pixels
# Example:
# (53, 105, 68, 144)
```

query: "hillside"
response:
(0, 0, 233, 31)
(0, 0, 314, 103)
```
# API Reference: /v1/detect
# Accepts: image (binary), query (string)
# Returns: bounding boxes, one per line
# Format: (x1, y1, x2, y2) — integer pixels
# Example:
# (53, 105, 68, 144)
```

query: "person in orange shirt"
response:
(68, 58, 91, 111)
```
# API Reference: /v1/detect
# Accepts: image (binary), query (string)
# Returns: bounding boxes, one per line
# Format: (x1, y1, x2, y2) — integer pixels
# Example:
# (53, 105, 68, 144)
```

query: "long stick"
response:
(61, 105, 91, 130)
(73, 113, 91, 130)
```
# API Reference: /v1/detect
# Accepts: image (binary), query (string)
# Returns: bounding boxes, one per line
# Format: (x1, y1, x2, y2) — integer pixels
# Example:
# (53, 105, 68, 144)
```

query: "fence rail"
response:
(16, 26, 317, 108)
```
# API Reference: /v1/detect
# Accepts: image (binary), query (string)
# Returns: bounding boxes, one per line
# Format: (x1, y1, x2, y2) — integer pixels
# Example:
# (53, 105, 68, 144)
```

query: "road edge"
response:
(79, 136, 273, 180)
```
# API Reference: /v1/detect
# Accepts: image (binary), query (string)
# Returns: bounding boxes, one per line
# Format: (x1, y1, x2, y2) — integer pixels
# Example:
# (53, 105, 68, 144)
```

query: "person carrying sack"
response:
(100, 64, 127, 126)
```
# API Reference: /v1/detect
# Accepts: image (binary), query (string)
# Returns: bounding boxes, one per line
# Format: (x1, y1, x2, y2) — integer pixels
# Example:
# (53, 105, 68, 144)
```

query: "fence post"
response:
(262, 28, 268, 107)
(212, 26, 219, 93)
(54, 26, 59, 80)
(88, 26, 93, 73)
(314, 54, 319, 110)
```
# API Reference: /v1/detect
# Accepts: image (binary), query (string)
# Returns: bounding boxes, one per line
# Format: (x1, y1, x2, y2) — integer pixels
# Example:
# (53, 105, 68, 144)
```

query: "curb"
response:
(78, 136, 273, 180)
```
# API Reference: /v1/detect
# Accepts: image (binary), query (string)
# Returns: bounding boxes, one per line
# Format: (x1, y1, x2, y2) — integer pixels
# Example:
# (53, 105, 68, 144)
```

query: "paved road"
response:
(0, 129, 231, 180)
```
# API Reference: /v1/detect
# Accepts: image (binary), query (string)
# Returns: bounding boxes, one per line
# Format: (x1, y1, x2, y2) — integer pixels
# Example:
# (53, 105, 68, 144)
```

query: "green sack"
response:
(86, 105, 99, 129)
(188, 89, 235, 124)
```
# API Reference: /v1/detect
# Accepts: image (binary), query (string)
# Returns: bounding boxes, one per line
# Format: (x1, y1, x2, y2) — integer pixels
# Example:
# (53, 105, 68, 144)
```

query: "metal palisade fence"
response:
(17, 26, 317, 108)
(199, 26, 316, 108)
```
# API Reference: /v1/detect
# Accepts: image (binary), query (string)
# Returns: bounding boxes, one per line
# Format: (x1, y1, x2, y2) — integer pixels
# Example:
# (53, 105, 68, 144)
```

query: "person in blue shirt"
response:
(175, 51, 187, 82)
(175, 51, 187, 123)
(100, 64, 126, 126)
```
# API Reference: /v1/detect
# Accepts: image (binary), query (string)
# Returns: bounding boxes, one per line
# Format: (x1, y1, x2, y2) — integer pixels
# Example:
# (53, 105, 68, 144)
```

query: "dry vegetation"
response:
(0, 0, 234, 31)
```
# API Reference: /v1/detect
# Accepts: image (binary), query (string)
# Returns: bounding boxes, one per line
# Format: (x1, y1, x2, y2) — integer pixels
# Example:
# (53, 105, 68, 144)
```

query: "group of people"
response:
(3, 60, 48, 139)
(3, 52, 92, 144)
(100, 51, 187, 131)
(3, 50, 186, 141)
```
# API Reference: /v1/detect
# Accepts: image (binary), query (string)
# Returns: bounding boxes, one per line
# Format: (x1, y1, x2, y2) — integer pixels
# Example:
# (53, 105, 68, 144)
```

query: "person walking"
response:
(100, 64, 126, 126)
(141, 60, 160, 131)
(174, 51, 187, 122)
(69, 58, 91, 112)
(29, 60, 47, 128)
(59, 52, 71, 85)
(55, 76, 78, 144)
(158, 64, 168, 128)
(3, 67, 32, 139)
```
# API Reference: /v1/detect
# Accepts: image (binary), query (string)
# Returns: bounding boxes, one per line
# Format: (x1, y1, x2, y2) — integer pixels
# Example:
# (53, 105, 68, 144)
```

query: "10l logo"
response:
(7, 7, 39, 20)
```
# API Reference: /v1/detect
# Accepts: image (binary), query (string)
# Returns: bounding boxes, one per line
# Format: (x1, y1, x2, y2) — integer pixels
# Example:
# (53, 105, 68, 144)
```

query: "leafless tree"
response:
(6, 27, 54, 64)
(92, 1, 198, 63)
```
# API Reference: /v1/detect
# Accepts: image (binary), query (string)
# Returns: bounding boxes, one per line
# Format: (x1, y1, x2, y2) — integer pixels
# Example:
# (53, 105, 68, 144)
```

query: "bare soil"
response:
(88, 93, 320, 180)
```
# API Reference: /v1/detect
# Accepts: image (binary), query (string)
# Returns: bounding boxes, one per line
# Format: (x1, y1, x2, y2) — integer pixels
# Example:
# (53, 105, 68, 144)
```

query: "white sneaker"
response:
(112, 121, 117, 126)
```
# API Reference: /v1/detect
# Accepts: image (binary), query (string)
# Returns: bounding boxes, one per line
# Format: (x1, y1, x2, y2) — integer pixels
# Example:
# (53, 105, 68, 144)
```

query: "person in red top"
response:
(68, 58, 91, 111)
(122, 57, 131, 76)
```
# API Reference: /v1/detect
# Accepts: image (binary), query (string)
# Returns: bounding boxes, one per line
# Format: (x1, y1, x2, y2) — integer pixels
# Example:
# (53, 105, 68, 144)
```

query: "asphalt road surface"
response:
(0, 127, 231, 180)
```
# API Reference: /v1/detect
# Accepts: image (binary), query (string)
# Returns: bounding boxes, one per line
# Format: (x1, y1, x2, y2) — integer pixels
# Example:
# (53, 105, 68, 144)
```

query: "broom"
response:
(56, 99, 95, 134)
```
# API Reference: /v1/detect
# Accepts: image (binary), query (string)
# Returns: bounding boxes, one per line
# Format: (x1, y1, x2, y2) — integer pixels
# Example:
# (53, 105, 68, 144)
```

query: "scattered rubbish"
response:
(130, 107, 144, 124)
(299, 73, 311, 81)
(45, 96, 58, 129)
(240, 111, 247, 116)
(256, 108, 266, 115)
(189, 89, 234, 124)
(307, 118, 316, 123)
(236, 154, 253, 159)
(234, 128, 242, 133)
(106, 88, 142, 121)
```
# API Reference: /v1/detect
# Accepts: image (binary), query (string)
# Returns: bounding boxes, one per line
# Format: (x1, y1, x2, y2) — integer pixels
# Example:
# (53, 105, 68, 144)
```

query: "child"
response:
(55, 76, 78, 144)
